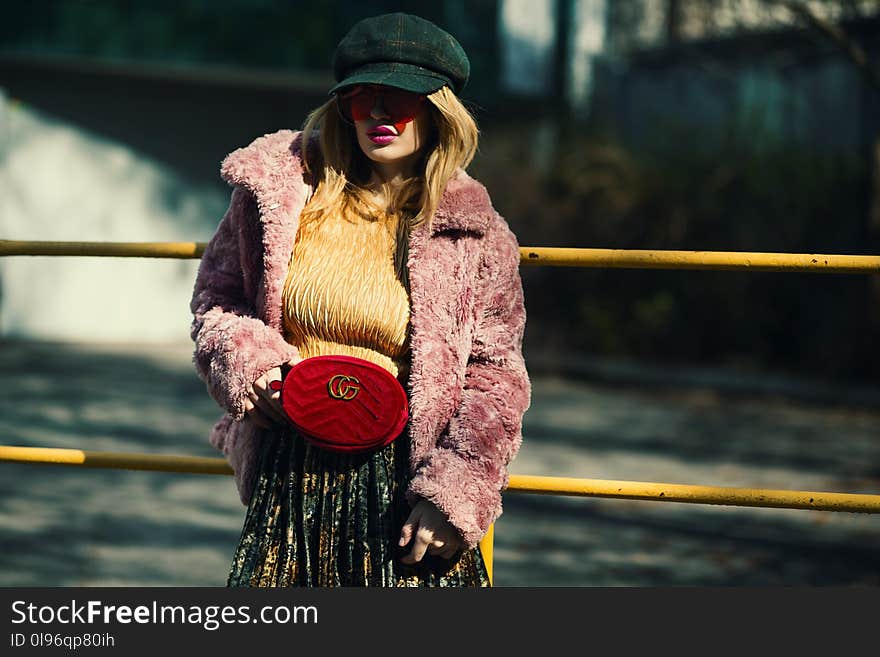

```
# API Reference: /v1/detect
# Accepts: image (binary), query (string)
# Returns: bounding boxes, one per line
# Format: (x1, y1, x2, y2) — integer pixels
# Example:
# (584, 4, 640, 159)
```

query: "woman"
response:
(190, 12, 530, 587)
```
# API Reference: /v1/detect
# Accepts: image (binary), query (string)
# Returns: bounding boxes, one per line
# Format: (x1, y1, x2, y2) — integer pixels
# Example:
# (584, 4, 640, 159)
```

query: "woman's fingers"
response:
(252, 370, 288, 424)
(399, 499, 465, 563)
(246, 388, 278, 424)
(254, 392, 288, 424)
(438, 544, 458, 560)
(414, 538, 459, 561)
(399, 505, 422, 547)
(253, 368, 282, 396)
(400, 507, 436, 564)
(426, 538, 459, 560)
(243, 397, 273, 428)
(401, 528, 433, 564)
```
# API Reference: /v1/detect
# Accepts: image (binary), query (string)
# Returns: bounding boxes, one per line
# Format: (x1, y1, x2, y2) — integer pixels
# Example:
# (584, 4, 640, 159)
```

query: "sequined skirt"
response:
(226, 424, 490, 587)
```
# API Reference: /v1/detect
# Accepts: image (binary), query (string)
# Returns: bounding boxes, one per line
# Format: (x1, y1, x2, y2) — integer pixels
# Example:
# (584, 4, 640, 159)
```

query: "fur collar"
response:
(219, 129, 493, 236)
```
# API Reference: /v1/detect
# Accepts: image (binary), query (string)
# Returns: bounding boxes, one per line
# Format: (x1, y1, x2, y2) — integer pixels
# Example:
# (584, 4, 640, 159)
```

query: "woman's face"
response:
(347, 85, 433, 182)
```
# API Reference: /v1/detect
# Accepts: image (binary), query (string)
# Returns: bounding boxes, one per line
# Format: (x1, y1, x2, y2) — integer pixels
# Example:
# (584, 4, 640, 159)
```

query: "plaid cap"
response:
(329, 12, 470, 96)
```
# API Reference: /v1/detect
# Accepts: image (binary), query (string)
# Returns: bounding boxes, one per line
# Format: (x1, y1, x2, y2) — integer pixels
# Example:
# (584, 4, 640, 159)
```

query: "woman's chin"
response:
(364, 143, 403, 157)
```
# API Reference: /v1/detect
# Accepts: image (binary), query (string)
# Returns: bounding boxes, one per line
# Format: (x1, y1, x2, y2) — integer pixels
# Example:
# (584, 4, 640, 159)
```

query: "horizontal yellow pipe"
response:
(519, 247, 880, 273)
(2, 240, 878, 273)
(0, 240, 205, 259)
(0, 446, 230, 474)
(509, 474, 880, 513)
(2, 446, 878, 513)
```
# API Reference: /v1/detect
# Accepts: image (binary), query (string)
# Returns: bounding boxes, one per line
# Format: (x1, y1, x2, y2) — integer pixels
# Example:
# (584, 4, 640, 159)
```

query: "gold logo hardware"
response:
(327, 374, 360, 401)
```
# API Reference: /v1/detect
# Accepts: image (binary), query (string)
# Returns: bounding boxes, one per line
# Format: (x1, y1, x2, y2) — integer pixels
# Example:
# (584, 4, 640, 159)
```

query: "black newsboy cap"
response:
(329, 12, 470, 96)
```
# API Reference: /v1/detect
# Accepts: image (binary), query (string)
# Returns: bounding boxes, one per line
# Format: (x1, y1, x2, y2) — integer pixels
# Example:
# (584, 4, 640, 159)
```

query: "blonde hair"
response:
(298, 85, 479, 288)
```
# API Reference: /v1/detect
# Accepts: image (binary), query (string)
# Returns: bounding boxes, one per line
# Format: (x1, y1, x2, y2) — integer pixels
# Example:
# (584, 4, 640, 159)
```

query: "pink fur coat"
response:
(189, 129, 531, 548)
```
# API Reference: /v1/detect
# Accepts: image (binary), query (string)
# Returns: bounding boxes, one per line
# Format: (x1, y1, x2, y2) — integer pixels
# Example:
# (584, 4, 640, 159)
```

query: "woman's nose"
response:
(370, 95, 390, 119)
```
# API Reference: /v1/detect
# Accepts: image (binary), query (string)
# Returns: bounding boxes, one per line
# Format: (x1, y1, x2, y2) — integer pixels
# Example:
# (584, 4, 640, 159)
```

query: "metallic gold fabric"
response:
(227, 426, 490, 587)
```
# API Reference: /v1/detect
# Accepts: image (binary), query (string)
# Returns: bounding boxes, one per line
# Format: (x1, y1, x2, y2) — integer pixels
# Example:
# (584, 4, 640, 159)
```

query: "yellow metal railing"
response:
(3, 446, 879, 513)
(0, 240, 205, 259)
(2, 239, 878, 584)
(518, 247, 880, 273)
(2, 240, 879, 272)
(3, 445, 880, 585)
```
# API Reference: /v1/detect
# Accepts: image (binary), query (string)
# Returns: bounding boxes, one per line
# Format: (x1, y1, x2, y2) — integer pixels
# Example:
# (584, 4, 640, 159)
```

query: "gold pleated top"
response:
(281, 207, 412, 383)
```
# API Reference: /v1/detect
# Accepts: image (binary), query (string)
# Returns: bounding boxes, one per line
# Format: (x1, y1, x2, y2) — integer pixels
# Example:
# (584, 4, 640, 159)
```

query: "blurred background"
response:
(1, 0, 878, 587)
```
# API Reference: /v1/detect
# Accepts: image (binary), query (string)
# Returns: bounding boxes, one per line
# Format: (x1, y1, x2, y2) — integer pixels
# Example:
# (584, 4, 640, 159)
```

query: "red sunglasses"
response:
(336, 85, 427, 124)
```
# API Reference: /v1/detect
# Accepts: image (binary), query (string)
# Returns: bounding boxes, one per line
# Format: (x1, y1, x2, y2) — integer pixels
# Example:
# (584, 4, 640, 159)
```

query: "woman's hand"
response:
(399, 498, 464, 563)
(244, 358, 297, 429)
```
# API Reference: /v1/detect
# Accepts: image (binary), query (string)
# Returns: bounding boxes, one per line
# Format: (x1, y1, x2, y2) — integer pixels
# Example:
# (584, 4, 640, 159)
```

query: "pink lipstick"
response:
(367, 125, 398, 145)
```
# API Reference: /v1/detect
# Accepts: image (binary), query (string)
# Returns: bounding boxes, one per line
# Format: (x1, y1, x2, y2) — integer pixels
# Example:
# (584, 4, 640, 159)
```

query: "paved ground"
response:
(1, 340, 878, 586)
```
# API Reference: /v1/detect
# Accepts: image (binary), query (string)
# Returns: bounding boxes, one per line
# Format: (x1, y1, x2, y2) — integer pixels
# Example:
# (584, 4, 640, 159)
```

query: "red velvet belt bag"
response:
(271, 355, 409, 453)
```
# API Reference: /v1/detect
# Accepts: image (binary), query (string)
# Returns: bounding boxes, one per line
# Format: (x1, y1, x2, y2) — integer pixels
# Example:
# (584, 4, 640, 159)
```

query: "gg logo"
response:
(327, 374, 360, 401)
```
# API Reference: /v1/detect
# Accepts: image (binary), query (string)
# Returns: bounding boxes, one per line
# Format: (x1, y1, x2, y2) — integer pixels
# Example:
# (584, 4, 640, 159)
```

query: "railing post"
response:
(479, 523, 494, 585)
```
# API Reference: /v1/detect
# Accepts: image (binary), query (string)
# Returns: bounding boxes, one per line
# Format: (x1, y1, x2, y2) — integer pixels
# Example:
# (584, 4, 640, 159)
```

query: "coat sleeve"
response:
(405, 216, 531, 549)
(189, 185, 301, 421)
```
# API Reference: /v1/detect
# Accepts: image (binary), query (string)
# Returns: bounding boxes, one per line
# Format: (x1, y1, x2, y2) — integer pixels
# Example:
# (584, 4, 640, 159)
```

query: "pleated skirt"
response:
(226, 424, 490, 587)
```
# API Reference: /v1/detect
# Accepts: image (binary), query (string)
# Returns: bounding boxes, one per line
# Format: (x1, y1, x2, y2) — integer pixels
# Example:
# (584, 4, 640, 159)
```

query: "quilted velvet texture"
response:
(280, 355, 409, 452)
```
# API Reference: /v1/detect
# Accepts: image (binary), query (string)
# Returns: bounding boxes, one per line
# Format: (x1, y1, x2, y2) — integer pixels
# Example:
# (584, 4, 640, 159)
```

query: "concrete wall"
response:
(0, 56, 330, 343)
